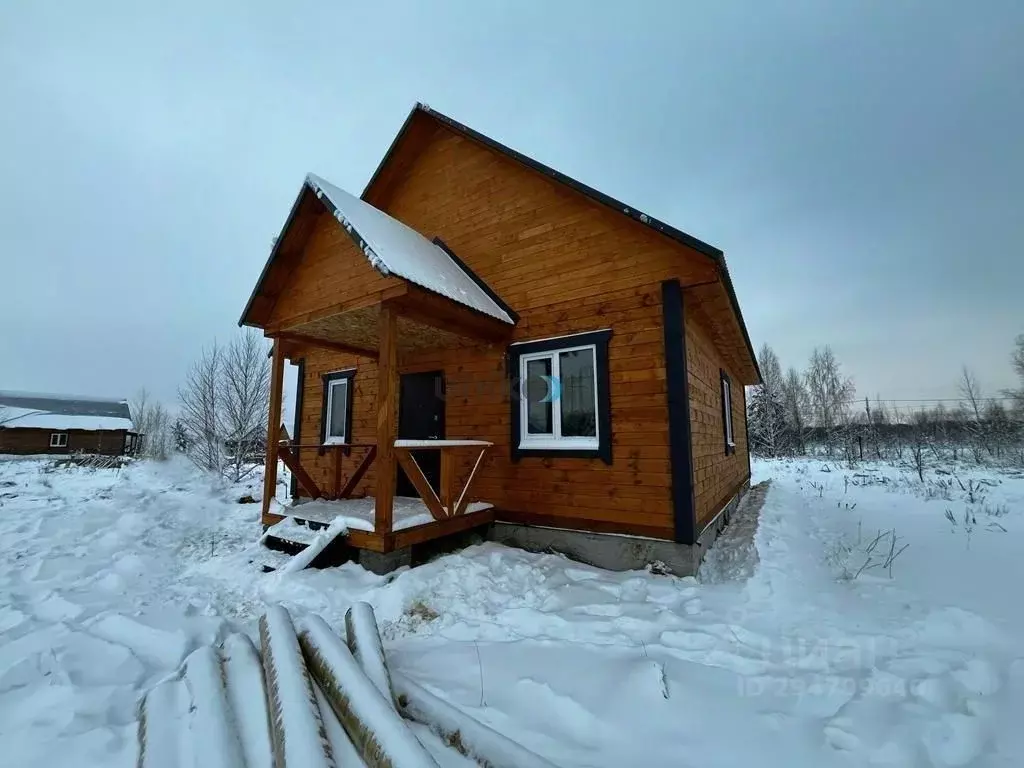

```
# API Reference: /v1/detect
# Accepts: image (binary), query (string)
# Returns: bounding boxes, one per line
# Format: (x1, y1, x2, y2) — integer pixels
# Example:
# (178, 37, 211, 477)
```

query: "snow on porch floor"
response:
(283, 496, 494, 532)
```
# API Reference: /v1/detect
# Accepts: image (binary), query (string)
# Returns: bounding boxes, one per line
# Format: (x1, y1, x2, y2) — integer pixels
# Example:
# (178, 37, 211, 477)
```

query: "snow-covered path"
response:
(0, 457, 264, 766)
(1, 454, 1022, 767)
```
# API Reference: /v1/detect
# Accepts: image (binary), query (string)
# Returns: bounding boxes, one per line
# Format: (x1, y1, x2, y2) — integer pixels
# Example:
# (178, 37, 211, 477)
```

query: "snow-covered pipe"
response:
(260, 606, 336, 768)
(136, 674, 187, 768)
(346, 602, 395, 708)
(183, 646, 247, 768)
(298, 614, 439, 768)
(393, 673, 558, 768)
(220, 634, 274, 768)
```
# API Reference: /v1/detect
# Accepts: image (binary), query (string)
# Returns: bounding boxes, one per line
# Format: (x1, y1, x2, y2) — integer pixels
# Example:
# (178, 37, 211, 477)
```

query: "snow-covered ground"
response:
(0, 453, 1022, 767)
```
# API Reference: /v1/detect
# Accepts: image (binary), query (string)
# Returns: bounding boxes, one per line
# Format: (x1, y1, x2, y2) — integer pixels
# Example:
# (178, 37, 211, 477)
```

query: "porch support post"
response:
(374, 305, 398, 534)
(262, 337, 286, 524)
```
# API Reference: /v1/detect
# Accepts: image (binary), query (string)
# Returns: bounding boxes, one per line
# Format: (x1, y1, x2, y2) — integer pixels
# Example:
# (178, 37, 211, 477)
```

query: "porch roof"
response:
(239, 175, 517, 333)
(306, 175, 515, 325)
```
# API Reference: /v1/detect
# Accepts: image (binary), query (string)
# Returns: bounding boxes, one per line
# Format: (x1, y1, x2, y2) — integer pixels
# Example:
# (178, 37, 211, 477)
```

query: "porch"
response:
(266, 437, 496, 554)
(252, 174, 518, 558)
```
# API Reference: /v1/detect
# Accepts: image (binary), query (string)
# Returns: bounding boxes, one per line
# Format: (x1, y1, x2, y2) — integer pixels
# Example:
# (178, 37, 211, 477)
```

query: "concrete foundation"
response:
(489, 481, 751, 576)
(358, 547, 412, 575)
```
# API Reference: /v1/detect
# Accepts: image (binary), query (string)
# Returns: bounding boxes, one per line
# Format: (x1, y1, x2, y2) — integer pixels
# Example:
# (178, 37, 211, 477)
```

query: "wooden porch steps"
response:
(254, 515, 348, 573)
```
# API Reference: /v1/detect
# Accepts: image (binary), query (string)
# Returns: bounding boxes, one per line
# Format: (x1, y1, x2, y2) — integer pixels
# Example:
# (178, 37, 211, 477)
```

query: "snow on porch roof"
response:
(305, 174, 515, 325)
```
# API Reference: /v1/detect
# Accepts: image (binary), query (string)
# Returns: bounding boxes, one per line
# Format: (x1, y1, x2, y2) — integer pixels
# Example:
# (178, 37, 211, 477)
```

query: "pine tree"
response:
(172, 418, 190, 453)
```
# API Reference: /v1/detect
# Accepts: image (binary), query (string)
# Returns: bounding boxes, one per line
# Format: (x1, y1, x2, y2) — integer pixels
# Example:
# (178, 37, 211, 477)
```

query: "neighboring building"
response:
(0, 391, 140, 456)
(240, 103, 760, 574)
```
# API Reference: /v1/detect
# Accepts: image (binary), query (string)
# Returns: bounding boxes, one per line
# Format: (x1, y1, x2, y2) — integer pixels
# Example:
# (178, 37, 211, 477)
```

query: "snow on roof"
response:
(0, 391, 134, 432)
(306, 174, 514, 324)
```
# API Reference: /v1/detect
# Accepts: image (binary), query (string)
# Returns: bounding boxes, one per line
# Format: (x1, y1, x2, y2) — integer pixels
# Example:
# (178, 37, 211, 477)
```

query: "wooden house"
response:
(241, 104, 760, 573)
(0, 391, 140, 456)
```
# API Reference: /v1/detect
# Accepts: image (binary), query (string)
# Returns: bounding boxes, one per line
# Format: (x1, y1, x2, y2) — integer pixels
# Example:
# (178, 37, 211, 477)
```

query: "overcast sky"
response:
(1, 1, 1021, 411)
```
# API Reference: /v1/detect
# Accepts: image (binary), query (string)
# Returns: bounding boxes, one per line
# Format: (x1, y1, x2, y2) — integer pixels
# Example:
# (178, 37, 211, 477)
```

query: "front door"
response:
(396, 371, 445, 497)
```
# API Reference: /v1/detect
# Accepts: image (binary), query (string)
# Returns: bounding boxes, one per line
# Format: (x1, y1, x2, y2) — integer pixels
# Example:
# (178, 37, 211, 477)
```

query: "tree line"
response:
(747, 334, 1024, 470)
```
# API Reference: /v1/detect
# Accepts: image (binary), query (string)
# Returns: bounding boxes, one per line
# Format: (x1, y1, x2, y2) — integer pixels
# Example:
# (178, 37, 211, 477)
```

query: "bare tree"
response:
(179, 342, 225, 477)
(129, 389, 172, 460)
(865, 396, 890, 459)
(178, 330, 270, 482)
(804, 346, 855, 456)
(782, 366, 809, 454)
(985, 400, 1013, 461)
(219, 329, 271, 482)
(958, 366, 989, 463)
(909, 408, 930, 481)
(1006, 334, 1024, 418)
(890, 404, 906, 460)
(748, 344, 789, 456)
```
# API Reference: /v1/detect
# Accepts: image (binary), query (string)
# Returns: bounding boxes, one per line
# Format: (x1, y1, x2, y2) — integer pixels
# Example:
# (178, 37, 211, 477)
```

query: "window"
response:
(508, 329, 612, 463)
(721, 370, 735, 455)
(50, 432, 68, 448)
(321, 369, 355, 446)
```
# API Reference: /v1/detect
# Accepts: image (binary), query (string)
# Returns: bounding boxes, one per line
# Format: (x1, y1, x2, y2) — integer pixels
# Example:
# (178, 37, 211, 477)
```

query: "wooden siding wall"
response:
(685, 305, 750, 530)
(282, 126, 751, 540)
(293, 347, 382, 495)
(295, 284, 677, 537)
(0, 428, 129, 456)
(267, 212, 402, 329)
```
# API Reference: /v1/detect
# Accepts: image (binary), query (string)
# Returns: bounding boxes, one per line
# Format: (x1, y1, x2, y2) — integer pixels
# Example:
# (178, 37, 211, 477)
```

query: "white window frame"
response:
(324, 376, 351, 445)
(722, 375, 735, 450)
(518, 342, 600, 451)
(50, 432, 68, 448)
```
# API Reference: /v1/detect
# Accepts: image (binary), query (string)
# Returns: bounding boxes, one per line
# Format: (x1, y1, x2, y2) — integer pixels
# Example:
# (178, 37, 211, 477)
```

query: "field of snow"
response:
(0, 453, 1022, 767)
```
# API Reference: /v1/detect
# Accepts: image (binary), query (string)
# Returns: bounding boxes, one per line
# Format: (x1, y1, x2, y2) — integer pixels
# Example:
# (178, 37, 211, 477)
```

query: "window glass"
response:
(328, 380, 348, 441)
(525, 357, 553, 434)
(559, 348, 597, 437)
(722, 376, 734, 445)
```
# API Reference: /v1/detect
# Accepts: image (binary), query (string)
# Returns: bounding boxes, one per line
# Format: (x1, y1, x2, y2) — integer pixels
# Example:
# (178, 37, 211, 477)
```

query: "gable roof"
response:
(306, 174, 514, 324)
(363, 103, 761, 383)
(0, 391, 134, 431)
(238, 174, 517, 328)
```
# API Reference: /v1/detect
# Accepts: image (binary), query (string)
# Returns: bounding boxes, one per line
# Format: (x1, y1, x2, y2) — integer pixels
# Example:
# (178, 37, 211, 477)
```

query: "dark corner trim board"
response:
(662, 279, 697, 546)
(507, 329, 613, 465)
(432, 237, 520, 323)
(290, 358, 305, 499)
(720, 368, 735, 457)
(742, 382, 751, 478)
(318, 369, 356, 456)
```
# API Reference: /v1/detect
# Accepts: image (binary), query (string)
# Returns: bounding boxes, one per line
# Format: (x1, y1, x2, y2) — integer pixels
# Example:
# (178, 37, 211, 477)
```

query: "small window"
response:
(721, 370, 735, 455)
(50, 432, 68, 448)
(321, 369, 355, 446)
(508, 329, 612, 463)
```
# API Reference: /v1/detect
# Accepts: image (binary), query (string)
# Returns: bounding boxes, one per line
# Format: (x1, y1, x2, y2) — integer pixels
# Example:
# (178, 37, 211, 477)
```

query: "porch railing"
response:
(393, 439, 492, 520)
(276, 433, 492, 532)
(277, 439, 377, 501)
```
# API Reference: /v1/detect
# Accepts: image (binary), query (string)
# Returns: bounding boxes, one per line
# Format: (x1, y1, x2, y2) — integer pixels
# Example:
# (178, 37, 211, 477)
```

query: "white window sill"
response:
(519, 439, 600, 451)
(323, 438, 348, 446)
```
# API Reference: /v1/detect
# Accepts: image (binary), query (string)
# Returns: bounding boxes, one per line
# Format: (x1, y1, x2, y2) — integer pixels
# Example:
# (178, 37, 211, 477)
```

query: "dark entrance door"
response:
(396, 371, 445, 497)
